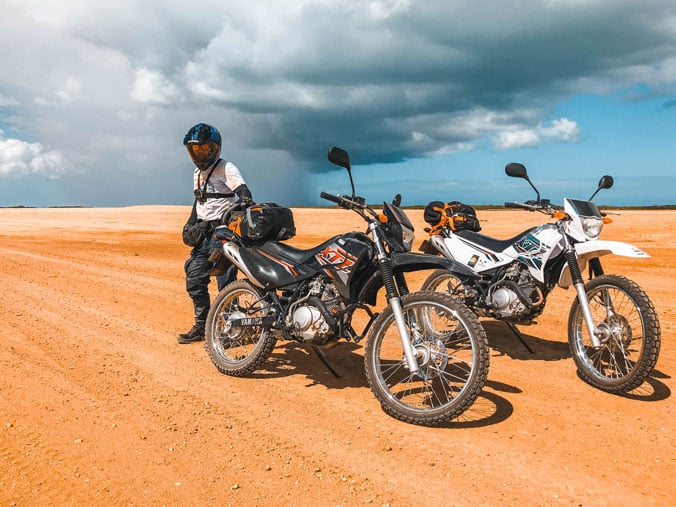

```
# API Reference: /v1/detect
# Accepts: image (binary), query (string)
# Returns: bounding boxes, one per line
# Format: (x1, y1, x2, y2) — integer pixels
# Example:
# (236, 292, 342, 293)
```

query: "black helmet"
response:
(183, 123, 222, 170)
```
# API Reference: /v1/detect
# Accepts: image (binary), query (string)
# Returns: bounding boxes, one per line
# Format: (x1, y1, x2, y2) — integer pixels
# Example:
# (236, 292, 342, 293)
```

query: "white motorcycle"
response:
(419, 163, 661, 393)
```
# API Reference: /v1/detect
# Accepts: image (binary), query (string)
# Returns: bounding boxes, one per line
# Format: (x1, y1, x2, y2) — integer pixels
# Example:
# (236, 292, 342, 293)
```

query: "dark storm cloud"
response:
(0, 0, 675, 205)
(182, 0, 676, 165)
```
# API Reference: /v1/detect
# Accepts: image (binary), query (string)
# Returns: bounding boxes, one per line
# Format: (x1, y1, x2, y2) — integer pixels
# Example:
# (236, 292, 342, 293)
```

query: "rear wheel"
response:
(364, 291, 489, 426)
(205, 280, 277, 376)
(421, 269, 467, 301)
(568, 275, 660, 393)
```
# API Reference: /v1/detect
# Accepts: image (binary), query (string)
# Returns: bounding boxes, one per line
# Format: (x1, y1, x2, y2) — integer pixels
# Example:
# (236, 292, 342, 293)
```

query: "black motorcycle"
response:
(204, 147, 489, 426)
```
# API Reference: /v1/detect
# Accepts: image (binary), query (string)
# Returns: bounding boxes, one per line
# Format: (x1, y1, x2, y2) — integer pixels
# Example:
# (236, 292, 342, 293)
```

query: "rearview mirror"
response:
(589, 174, 614, 201)
(505, 162, 541, 203)
(328, 146, 350, 170)
(505, 162, 528, 179)
(598, 175, 614, 190)
(327, 146, 356, 198)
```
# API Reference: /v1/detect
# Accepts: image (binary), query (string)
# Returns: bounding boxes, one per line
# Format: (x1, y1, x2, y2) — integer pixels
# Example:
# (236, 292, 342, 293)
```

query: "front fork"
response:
(565, 246, 603, 348)
(370, 225, 420, 374)
(588, 257, 604, 278)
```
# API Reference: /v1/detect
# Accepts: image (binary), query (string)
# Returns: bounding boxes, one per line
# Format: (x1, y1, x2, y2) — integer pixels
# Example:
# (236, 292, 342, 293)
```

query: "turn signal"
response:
(378, 213, 388, 223)
(603, 217, 613, 224)
(553, 211, 567, 220)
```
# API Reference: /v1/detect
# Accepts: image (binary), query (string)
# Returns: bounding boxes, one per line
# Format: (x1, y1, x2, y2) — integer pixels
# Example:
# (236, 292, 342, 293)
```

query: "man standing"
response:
(178, 123, 253, 344)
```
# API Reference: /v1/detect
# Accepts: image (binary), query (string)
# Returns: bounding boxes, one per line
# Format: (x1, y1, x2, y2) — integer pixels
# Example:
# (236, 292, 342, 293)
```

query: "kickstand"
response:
(506, 323, 535, 354)
(311, 345, 341, 378)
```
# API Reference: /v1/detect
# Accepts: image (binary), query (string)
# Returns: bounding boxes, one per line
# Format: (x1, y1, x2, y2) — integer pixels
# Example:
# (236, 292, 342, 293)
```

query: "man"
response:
(178, 123, 253, 344)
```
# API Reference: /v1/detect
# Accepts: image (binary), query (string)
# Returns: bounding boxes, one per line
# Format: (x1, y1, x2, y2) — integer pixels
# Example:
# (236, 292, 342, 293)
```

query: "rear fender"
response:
(357, 252, 478, 305)
(558, 240, 650, 288)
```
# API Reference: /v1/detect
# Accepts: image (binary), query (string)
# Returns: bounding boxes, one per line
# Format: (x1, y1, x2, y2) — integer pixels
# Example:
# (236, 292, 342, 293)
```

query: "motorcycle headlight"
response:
(381, 201, 416, 252)
(581, 216, 604, 239)
(402, 225, 415, 252)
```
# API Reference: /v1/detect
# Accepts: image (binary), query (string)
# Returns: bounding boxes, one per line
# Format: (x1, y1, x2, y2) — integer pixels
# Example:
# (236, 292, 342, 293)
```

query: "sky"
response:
(1, 0, 675, 208)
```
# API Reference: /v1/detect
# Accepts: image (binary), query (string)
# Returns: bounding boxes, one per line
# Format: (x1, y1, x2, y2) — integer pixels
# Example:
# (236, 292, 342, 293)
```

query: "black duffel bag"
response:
(423, 200, 481, 232)
(423, 200, 446, 226)
(446, 201, 481, 232)
(228, 202, 296, 243)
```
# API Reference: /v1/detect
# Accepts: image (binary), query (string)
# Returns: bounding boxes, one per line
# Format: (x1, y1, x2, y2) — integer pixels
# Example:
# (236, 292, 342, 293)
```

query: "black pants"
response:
(184, 236, 237, 325)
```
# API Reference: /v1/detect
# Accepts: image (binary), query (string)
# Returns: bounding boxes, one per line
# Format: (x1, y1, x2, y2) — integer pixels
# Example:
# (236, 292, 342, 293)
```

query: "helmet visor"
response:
(187, 141, 219, 163)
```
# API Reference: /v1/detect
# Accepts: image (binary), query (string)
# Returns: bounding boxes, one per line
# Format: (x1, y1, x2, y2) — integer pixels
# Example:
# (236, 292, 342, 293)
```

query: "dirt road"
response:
(1, 206, 673, 506)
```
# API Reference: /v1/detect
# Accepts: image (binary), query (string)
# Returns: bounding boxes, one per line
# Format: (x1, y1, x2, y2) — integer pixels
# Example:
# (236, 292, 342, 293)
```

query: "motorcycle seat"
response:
(455, 227, 537, 252)
(259, 240, 325, 264)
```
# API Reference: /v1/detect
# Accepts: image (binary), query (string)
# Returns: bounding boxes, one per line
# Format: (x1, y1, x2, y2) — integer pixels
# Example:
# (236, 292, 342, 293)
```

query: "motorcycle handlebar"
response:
(320, 191, 360, 211)
(505, 201, 564, 217)
(320, 191, 342, 205)
(320, 191, 376, 219)
(505, 201, 541, 211)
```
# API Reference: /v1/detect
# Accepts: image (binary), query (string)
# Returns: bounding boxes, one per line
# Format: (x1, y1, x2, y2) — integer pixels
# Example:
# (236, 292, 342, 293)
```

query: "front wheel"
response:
(364, 291, 489, 426)
(568, 274, 661, 393)
(205, 280, 277, 377)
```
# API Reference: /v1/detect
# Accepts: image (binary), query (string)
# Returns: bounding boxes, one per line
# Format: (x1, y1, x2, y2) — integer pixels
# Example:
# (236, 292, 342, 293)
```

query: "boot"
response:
(177, 323, 205, 344)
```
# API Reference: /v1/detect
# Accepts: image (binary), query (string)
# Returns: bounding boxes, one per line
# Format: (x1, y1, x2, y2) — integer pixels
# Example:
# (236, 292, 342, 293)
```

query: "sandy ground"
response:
(0, 205, 673, 506)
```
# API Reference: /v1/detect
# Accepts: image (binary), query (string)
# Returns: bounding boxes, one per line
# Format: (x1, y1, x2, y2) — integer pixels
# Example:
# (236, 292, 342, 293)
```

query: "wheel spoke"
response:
(379, 359, 410, 385)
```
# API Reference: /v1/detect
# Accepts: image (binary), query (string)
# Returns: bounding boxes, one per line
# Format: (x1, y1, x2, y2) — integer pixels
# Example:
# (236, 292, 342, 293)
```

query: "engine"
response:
(487, 263, 544, 320)
(287, 277, 343, 342)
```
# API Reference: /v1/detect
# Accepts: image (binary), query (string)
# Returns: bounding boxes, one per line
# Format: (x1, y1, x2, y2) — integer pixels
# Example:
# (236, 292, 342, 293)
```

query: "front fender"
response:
(357, 252, 478, 305)
(391, 251, 479, 278)
(558, 240, 651, 288)
(575, 240, 650, 260)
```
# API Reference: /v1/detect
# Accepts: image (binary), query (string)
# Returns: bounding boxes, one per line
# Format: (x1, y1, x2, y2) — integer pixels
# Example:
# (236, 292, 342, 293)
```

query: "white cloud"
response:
(429, 142, 475, 156)
(188, 80, 229, 102)
(542, 118, 580, 142)
(494, 130, 540, 150)
(131, 67, 183, 105)
(367, 0, 412, 19)
(0, 94, 19, 106)
(32, 77, 83, 107)
(55, 77, 82, 103)
(493, 118, 580, 150)
(0, 131, 70, 179)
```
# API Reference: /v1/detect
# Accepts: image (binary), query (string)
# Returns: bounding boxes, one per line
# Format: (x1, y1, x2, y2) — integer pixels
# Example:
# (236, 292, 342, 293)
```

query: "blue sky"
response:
(0, 0, 675, 207)
(323, 93, 676, 207)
